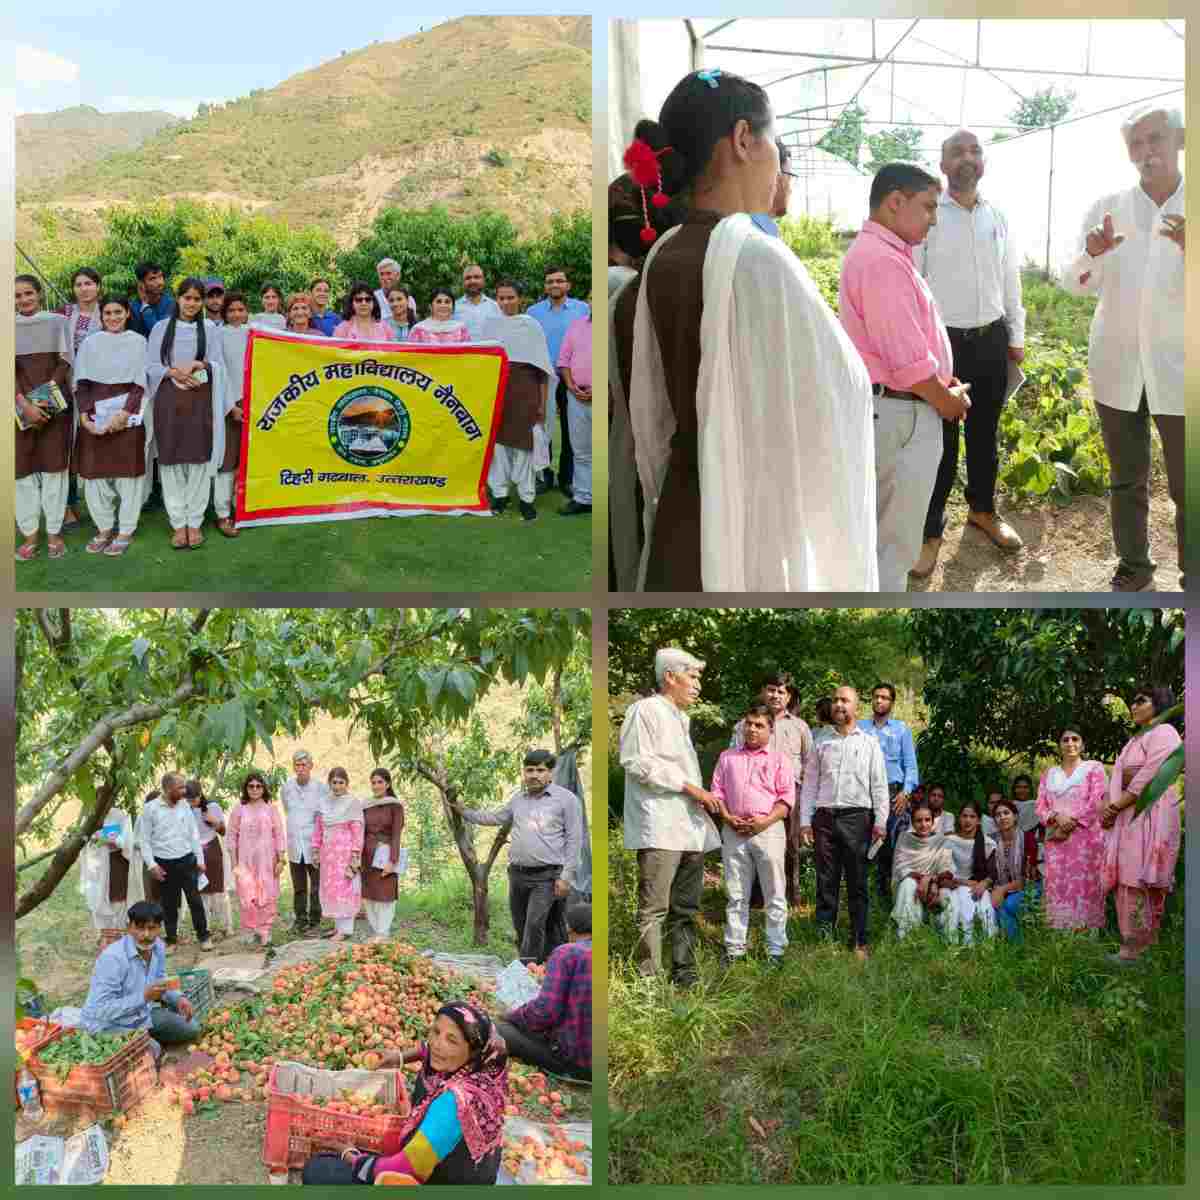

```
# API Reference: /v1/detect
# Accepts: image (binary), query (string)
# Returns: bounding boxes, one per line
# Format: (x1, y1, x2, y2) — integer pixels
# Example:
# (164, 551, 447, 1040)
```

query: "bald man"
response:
(914, 128, 1027, 577)
(454, 264, 502, 339)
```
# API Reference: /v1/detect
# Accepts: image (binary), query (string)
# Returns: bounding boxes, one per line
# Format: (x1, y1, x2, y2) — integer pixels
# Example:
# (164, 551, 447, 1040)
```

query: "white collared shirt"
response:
(798, 726, 890, 829)
(1060, 178, 1184, 415)
(916, 192, 1026, 346)
(281, 775, 331, 863)
(136, 796, 203, 863)
(620, 694, 720, 853)
(453, 294, 502, 340)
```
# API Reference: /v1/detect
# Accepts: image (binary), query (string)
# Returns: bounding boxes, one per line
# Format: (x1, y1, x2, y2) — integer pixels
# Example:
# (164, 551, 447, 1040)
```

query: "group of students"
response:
(14, 255, 594, 560)
(621, 649, 1184, 987)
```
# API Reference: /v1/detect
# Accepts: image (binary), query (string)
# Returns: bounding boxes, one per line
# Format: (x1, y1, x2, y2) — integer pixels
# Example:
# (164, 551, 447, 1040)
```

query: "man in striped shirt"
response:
(711, 704, 795, 967)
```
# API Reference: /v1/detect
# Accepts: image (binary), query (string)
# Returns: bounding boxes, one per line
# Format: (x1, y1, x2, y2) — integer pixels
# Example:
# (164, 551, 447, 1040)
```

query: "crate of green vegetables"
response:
(31, 1027, 157, 1115)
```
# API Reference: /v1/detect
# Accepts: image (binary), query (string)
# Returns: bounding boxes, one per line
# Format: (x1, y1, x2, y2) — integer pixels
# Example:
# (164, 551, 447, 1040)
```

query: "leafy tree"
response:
(1008, 86, 1076, 130)
(866, 125, 926, 171)
(817, 102, 866, 169)
(15, 607, 590, 931)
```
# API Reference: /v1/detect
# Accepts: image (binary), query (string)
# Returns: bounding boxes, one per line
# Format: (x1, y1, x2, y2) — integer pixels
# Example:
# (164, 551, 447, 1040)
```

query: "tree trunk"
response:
(471, 868, 491, 945)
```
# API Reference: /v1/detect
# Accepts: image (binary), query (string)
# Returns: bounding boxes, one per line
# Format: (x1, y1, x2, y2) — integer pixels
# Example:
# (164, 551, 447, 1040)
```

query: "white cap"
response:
(655, 647, 705, 685)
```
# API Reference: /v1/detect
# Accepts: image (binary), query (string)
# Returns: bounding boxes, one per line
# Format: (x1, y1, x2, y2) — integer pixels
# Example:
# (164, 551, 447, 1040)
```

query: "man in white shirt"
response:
(620, 647, 721, 987)
(453, 263, 502, 340)
(373, 259, 403, 326)
(281, 749, 330, 934)
(1061, 105, 1185, 591)
(799, 686, 889, 960)
(136, 772, 212, 950)
(913, 129, 1027, 576)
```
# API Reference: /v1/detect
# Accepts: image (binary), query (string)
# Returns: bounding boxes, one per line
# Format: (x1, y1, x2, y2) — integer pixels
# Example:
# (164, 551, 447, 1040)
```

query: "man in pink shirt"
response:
(557, 314, 593, 516)
(711, 703, 795, 967)
(839, 162, 972, 591)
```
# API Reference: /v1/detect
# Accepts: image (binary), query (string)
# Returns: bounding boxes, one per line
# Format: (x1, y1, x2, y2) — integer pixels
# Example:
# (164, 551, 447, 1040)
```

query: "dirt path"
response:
(912, 479, 1181, 593)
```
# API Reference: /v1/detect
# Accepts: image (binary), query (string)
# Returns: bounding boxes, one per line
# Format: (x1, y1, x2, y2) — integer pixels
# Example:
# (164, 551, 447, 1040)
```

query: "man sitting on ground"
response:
(495, 901, 592, 1081)
(78, 900, 200, 1058)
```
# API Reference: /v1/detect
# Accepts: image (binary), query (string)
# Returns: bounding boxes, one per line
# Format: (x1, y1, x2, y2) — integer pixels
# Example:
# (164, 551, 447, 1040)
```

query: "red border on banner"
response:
(234, 329, 509, 523)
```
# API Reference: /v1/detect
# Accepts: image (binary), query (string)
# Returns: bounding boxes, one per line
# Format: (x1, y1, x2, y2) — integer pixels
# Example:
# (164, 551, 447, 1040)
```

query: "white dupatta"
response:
(630, 214, 879, 592)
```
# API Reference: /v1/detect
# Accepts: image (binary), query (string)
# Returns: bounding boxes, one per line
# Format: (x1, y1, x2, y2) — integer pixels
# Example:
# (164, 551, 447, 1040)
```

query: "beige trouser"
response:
(161, 463, 211, 528)
(15, 471, 69, 536)
(212, 470, 236, 519)
(364, 900, 396, 935)
(488, 444, 535, 502)
(84, 477, 144, 536)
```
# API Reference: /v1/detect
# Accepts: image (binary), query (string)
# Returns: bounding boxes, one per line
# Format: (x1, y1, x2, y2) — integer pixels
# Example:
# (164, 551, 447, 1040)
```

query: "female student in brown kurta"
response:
(362, 768, 406, 942)
(15, 274, 74, 561)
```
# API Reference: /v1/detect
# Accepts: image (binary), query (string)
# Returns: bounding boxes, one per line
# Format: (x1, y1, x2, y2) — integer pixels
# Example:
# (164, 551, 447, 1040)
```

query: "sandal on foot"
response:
(171, 529, 189, 550)
(217, 517, 239, 538)
(15, 541, 39, 562)
(187, 526, 205, 548)
(103, 535, 133, 556)
(86, 532, 114, 554)
(61, 508, 81, 530)
(47, 538, 67, 559)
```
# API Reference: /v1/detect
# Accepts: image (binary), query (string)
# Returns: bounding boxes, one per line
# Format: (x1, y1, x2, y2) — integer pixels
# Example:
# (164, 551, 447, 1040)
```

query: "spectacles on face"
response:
(1131, 696, 1151, 707)
(247, 781, 264, 789)
(354, 296, 373, 304)
(780, 168, 800, 179)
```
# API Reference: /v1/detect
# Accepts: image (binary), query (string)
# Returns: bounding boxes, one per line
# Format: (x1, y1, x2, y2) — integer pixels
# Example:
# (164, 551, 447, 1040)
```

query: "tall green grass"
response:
(608, 840, 1184, 1185)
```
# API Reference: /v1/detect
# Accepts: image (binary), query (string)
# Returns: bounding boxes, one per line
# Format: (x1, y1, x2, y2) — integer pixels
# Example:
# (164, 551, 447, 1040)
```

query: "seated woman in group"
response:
(303, 1001, 507, 1186)
(251, 284, 288, 330)
(385, 285, 412, 341)
(74, 294, 149, 558)
(408, 288, 470, 343)
(145, 277, 227, 549)
(890, 799, 954, 939)
(333, 282, 396, 343)
(15, 274, 75, 561)
(942, 802, 999, 944)
(988, 797, 1040, 941)
(285, 291, 327, 336)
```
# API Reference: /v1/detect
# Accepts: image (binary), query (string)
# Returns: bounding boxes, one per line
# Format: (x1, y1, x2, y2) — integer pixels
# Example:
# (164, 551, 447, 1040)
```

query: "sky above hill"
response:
(13, 1, 591, 117)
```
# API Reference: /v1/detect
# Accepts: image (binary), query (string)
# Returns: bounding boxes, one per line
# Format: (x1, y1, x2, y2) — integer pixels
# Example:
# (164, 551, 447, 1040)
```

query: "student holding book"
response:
(15, 274, 74, 561)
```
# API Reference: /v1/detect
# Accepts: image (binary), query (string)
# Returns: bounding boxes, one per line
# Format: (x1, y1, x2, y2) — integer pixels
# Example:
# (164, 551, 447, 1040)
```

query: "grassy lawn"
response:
(608, 842, 1184, 1185)
(15, 453, 590, 593)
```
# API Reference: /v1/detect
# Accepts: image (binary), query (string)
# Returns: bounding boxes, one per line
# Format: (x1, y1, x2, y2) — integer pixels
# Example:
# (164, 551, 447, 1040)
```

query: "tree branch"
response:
(16, 679, 196, 839)
(551, 666, 563, 755)
(483, 823, 513, 873)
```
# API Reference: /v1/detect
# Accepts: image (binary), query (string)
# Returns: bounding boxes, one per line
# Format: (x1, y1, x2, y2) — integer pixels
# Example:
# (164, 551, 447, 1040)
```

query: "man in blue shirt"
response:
(130, 262, 175, 338)
(857, 682, 919, 902)
(79, 900, 200, 1058)
(527, 266, 590, 497)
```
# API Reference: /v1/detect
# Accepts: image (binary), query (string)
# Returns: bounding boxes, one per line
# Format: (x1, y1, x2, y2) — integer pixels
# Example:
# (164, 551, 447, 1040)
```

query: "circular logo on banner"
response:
(327, 386, 412, 467)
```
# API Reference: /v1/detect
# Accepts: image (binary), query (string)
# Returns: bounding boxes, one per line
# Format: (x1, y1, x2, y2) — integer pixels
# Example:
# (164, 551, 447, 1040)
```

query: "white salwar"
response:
(892, 877, 951, 940)
(214, 324, 249, 519)
(80, 810, 138, 930)
(942, 834, 999, 945)
(630, 214, 878, 591)
(364, 901, 397, 936)
(487, 445, 534, 502)
(16, 311, 73, 537)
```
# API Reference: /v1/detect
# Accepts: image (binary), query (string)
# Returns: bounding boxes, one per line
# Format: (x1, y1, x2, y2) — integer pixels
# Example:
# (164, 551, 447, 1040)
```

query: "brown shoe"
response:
(187, 526, 205, 548)
(909, 536, 943, 578)
(968, 511, 1022, 551)
(217, 517, 240, 539)
(171, 528, 189, 550)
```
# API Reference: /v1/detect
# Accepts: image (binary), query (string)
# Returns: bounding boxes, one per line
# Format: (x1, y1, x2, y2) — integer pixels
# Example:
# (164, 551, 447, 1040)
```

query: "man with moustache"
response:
(454, 263, 502, 340)
(1062, 106, 1185, 591)
(912, 129, 1027, 577)
(620, 648, 721, 988)
(840, 163, 972, 592)
(730, 670, 812, 908)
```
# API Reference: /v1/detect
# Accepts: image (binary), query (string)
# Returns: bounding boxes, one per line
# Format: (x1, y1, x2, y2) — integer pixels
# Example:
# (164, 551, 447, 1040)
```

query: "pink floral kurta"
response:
(1102, 723, 1183, 893)
(1035, 761, 1107, 928)
(227, 800, 286, 930)
(313, 814, 364, 919)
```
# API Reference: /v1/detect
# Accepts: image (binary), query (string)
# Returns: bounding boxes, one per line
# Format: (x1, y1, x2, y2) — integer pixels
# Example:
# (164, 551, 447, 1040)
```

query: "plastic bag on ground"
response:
(494, 960, 542, 1010)
(498, 1116, 591, 1185)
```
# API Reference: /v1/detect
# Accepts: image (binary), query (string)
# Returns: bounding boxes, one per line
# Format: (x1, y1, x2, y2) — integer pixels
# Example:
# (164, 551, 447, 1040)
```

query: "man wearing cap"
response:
(453, 263, 502, 340)
(620, 648, 721, 987)
(203, 278, 226, 326)
(281, 750, 330, 935)
(451, 749, 584, 964)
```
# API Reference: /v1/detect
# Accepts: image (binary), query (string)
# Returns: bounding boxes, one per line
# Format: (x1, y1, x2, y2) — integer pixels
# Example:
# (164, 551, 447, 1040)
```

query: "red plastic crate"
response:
(15, 1018, 61, 1060)
(29, 1028, 157, 1116)
(262, 1064, 410, 1171)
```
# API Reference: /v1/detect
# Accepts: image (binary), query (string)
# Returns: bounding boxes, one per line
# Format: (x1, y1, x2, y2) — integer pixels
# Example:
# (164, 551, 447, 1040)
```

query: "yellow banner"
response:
(236, 330, 508, 525)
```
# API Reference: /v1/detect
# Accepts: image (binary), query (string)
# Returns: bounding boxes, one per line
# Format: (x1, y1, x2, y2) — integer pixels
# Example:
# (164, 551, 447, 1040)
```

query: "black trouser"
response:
(509, 864, 566, 964)
(923, 319, 1011, 539)
(155, 853, 208, 943)
(494, 1019, 590, 1080)
(289, 860, 322, 927)
(555, 379, 573, 491)
(812, 807, 872, 948)
(875, 781, 904, 899)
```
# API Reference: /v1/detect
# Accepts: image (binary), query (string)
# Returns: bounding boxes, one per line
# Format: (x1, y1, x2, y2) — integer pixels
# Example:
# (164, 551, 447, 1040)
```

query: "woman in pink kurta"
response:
(1035, 730, 1107, 929)
(313, 767, 364, 942)
(407, 289, 470, 343)
(227, 771, 287, 945)
(1101, 686, 1183, 962)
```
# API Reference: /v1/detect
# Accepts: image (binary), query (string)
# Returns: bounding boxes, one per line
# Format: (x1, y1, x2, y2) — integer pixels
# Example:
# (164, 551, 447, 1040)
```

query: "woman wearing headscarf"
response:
(302, 1001, 507, 1185)
(625, 70, 877, 592)
(312, 767, 364, 943)
(988, 797, 1040, 941)
(144, 276, 227, 549)
(15, 274, 75, 561)
(226, 771, 287, 947)
(890, 798, 954, 939)
(361, 767, 405, 942)
(1101, 684, 1183, 964)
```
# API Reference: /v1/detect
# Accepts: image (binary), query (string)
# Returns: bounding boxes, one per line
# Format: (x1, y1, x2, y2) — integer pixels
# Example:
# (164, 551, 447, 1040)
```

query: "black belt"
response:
(871, 384, 922, 402)
(946, 317, 1006, 339)
(511, 863, 563, 874)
